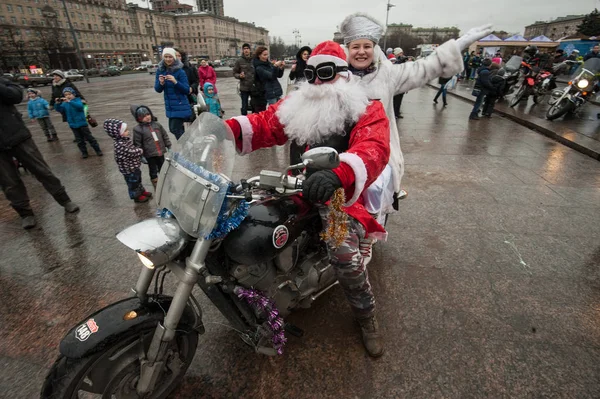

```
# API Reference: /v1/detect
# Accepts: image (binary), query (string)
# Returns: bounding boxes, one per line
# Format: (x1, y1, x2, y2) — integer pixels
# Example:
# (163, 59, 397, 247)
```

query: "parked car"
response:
(63, 71, 84, 81)
(134, 65, 148, 71)
(2, 73, 16, 82)
(12, 73, 53, 87)
(67, 69, 80, 74)
(85, 68, 99, 76)
(148, 64, 159, 74)
(120, 65, 133, 71)
(99, 67, 121, 77)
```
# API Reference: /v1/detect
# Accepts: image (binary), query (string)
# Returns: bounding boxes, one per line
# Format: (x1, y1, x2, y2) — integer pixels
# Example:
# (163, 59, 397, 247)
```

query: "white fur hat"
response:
(162, 47, 176, 59)
(339, 13, 385, 45)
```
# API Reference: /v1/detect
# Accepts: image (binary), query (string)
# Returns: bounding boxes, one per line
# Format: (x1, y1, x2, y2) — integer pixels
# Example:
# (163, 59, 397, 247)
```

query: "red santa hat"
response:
(307, 40, 349, 78)
(387, 53, 396, 60)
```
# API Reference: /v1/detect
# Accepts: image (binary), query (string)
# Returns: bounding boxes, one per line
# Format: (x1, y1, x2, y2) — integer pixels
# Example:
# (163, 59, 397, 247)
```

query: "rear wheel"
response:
(41, 326, 198, 399)
(546, 97, 574, 120)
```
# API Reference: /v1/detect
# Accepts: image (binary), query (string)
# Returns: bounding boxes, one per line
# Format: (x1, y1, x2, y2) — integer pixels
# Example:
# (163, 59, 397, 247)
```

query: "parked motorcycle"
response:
(509, 60, 557, 107)
(40, 113, 401, 398)
(500, 55, 523, 98)
(546, 59, 599, 120)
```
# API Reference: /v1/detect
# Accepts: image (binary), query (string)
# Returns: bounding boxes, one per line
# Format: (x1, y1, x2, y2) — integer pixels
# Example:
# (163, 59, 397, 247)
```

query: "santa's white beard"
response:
(276, 77, 371, 146)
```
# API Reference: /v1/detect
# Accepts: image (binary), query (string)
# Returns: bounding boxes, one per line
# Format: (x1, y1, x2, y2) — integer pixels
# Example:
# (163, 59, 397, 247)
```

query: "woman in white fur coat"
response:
(339, 13, 492, 217)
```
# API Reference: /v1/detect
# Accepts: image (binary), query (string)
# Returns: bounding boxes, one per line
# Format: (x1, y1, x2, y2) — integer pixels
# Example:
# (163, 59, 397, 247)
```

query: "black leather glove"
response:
(302, 170, 342, 203)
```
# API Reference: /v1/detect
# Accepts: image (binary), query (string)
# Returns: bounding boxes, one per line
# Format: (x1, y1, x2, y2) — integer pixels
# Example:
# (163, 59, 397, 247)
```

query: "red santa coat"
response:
(225, 100, 391, 240)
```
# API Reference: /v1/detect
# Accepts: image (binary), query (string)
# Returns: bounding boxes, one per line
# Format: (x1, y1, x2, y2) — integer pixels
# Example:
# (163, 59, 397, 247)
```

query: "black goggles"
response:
(304, 62, 348, 84)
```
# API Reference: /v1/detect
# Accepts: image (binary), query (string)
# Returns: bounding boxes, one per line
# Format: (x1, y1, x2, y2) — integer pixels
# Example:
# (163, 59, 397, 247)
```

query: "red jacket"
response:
(225, 100, 390, 240)
(198, 65, 217, 92)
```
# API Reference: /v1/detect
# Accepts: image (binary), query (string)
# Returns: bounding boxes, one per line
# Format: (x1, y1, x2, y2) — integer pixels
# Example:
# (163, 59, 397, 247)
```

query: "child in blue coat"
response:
(54, 87, 102, 158)
(27, 89, 58, 141)
(201, 82, 223, 118)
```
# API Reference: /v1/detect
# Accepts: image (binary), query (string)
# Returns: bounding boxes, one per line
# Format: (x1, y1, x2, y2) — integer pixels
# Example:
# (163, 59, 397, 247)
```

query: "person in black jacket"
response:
(482, 63, 505, 117)
(288, 46, 311, 85)
(0, 77, 79, 229)
(253, 46, 284, 105)
(469, 59, 494, 120)
(433, 76, 451, 106)
(175, 48, 199, 121)
(393, 47, 408, 118)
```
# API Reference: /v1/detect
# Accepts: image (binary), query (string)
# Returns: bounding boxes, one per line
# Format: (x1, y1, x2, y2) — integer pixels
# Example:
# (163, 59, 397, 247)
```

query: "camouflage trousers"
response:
(320, 209, 375, 318)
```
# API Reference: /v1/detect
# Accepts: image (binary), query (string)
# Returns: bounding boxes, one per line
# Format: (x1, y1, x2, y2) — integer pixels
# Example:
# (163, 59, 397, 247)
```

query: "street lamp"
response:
(60, 0, 89, 82)
(382, 0, 396, 51)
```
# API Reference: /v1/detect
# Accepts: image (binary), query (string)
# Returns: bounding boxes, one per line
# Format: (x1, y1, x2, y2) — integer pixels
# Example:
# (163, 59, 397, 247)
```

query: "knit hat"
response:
(393, 47, 403, 56)
(339, 13, 385, 45)
(103, 118, 128, 140)
(51, 70, 65, 78)
(62, 87, 76, 95)
(162, 47, 176, 59)
(27, 88, 40, 95)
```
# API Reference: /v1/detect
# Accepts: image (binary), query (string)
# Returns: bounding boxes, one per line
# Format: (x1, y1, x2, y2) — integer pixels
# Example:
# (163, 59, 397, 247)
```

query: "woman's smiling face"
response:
(348, 39, 374, 70)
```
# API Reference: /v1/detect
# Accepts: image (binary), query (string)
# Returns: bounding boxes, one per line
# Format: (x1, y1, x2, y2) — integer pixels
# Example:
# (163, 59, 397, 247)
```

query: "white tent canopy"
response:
(504, 34, 527, 41)
(530, 35, 554, 42)
(480, 34, 502, 42)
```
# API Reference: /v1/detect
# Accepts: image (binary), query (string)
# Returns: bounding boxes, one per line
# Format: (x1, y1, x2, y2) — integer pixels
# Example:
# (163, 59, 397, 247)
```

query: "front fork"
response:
(135, 238, 213, 395)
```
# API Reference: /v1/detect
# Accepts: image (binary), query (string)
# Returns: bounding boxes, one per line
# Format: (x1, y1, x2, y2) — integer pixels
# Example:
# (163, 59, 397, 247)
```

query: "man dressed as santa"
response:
(225, 40, 390, 357)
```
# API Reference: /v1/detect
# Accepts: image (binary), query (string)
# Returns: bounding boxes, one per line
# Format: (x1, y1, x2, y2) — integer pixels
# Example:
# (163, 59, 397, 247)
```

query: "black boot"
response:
(357, 314, 384, 358)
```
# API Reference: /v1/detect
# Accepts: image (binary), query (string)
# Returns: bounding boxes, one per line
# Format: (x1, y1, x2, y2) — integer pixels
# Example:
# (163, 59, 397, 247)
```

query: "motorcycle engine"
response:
(229, 232, 333, 317)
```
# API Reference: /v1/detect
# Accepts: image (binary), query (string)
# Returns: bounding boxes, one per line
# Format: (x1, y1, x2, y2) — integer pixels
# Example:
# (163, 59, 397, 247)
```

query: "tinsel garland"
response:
(235, 287, 287, 355)
(206, 193, 249, 239)
(320, 188, 349, 248)
(171, 152, 229, 194)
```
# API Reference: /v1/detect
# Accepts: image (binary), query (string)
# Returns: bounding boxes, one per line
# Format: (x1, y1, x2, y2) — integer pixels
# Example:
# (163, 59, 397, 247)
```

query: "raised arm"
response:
(226, 101, 287, 155)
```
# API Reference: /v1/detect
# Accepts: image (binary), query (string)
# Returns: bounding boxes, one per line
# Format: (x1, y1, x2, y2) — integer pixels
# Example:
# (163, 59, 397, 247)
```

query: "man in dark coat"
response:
(0, 77, 79, 229)
(233, 43, 255, 115)
(469, 59, 495, 120)
(584, 45, 600, 61)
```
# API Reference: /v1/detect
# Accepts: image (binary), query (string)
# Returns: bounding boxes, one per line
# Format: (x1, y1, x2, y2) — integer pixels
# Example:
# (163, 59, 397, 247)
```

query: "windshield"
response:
(572, 58, 600, 78)
(156, 113, 236, 238)
(505, 56, 523, 73)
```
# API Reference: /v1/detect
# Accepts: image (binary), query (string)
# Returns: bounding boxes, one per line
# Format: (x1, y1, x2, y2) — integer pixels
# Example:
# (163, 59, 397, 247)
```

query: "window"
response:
(22, 17, 27, 24)
(31, 19, 38, 25)
(88, 23, 91, 29)
(27, 6, 33, 14)
(25, 29, 31, 36)
(40, 19, 45, 26)
(17, 5, 23, 13)
(73, 22, 77, 28)
(37, 8, 42, 15)
(0, 16, 5, 23)
(7, 4, 13, 12)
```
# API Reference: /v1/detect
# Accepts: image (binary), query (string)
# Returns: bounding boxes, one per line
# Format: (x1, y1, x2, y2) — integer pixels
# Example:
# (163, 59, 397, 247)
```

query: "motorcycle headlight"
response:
(577, 79, 589, 89)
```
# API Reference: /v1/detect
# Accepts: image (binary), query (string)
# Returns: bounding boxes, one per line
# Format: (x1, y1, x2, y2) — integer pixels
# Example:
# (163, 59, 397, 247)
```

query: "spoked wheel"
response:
(41, 327, 198, 399)
(510, 85, 527, 107)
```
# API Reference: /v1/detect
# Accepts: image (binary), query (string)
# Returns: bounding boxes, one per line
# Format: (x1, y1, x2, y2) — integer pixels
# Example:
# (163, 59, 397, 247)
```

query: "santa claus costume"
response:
(339, 13, 492, 215)
(225, 40, 390, 357)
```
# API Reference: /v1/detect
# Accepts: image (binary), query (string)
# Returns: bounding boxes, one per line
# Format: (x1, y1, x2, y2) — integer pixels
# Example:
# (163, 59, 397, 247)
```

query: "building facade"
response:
(524, 15, 584, 40)
(152, 0, 193, 13)
(196, 0, 223, 17)
(387, 23, 413, 36)
(411, 27, 460, 43)
(0, 0, 267, 71)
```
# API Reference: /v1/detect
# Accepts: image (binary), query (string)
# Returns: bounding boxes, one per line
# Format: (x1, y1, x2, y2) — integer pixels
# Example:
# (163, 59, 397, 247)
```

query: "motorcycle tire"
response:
(40, 325, 198, 399)
(510, 85, 526, 107)
(546, 98, 575, 121)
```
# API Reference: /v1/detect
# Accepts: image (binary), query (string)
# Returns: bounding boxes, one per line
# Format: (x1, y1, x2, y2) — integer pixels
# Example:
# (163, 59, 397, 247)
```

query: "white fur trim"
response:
(119, 123, 128, 135)
(307, 54, 348, 68)
(339, 152, 367, 206)
(232, 116, 253, 155)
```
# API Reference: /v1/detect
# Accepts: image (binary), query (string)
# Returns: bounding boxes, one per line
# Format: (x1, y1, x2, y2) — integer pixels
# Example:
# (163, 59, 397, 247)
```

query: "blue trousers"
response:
(169, 118, 185, 140)
(470, 91, 487, 118)
(123, 169, 146, 200)
(240, 91, 251, 115)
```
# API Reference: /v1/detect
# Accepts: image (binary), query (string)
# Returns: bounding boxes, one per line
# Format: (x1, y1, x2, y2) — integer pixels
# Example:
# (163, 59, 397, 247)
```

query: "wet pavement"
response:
(1, 72, 600, 398)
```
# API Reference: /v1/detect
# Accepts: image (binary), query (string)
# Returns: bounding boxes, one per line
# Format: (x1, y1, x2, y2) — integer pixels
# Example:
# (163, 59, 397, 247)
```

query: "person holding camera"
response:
(253, 46, 285, 106)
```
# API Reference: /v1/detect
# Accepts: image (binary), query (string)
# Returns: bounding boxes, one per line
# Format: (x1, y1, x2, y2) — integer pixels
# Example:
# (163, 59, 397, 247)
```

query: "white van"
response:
(148, 64, 159, 75)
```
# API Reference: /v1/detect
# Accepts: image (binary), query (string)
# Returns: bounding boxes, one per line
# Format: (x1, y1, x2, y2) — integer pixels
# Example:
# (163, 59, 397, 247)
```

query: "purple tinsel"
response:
(236, 287, 287, 355)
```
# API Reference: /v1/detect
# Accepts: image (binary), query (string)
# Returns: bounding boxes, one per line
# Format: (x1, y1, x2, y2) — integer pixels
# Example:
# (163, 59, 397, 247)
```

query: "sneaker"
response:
(142, 191, 153, 198)
(134, 195, 150, 203)
(63, 202, 80, 213)
(357, 315, 384, 358)
(469, 115, 480, 121)
(21, 215, 37, 230)
(433, 99, 438, 104)
(96, 150, 103, 156)
(82, 153, 89, 159)
(443, 103, 448, 107)
(46, 137, 53, 142)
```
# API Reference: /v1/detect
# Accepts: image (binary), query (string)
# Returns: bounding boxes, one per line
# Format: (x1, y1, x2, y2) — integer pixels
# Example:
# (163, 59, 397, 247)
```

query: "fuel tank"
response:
(223, 195, 320, 265)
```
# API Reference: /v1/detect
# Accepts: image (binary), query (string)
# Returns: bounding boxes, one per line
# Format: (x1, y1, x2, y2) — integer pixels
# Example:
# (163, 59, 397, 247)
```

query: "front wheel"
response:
(41, 326, 198, 399)
(510, 85, 527, 107)
(546, 97, 574, 120)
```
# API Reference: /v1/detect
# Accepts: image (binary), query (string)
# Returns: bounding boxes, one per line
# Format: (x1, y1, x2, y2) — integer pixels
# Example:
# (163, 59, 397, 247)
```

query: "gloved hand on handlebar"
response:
(302, 170, 342, 203)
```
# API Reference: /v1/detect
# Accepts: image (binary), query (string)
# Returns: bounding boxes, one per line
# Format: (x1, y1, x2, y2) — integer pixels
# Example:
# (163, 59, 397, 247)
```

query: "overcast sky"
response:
(133, 0, 598, 45)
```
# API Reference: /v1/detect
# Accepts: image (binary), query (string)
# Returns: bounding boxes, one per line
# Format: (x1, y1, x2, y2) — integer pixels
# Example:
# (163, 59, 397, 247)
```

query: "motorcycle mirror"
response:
(301, 147, 340, 170)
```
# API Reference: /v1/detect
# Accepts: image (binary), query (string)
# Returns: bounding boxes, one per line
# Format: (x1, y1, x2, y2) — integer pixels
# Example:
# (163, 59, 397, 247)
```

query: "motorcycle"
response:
(509, 60, 557, 107)
(500, 55, 523, 98)
(41, 113, 402, 398)
(546, 59, 599, 120)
